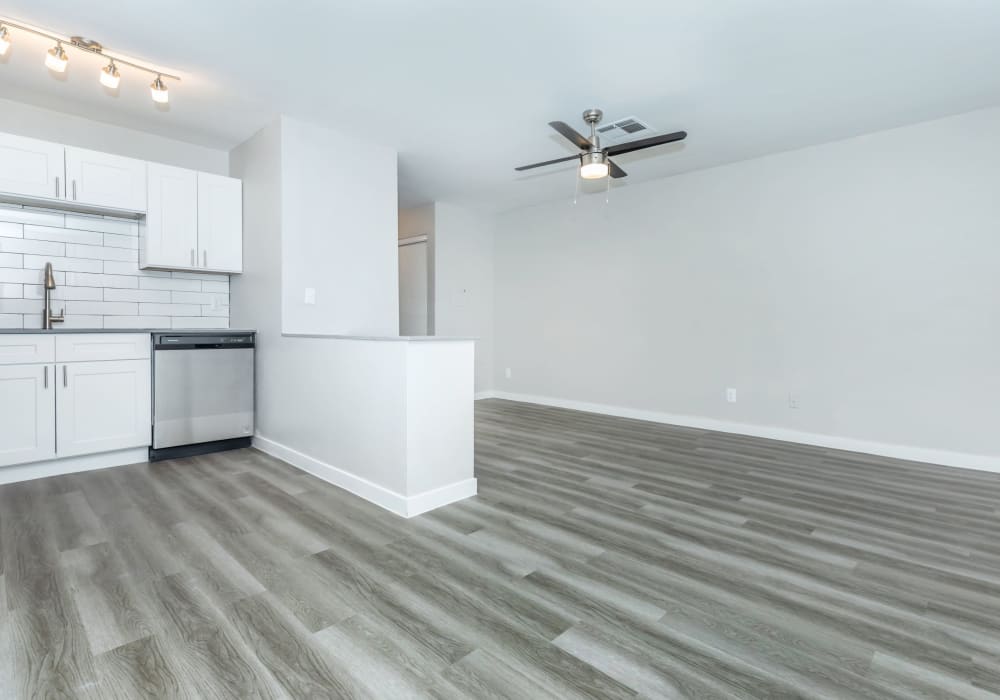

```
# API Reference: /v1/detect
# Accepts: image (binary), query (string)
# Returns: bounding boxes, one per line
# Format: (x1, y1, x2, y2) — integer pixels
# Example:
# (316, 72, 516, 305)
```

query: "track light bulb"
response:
(0, 26, 10, 56)
(150, 75, 168, 103)
(100, 60, 120, 89)
(45, 42, 68, 72)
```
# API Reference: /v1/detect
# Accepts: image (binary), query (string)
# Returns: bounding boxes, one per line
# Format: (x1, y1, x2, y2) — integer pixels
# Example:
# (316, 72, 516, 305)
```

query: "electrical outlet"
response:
(304, 287, 316, 305)
(788, 393, 801, 409)
(726, 388, 737, 403)
(505, 368, 512, 379)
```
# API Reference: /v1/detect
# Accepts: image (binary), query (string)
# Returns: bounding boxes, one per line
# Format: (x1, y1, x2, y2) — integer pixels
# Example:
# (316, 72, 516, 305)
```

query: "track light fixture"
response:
(150, 74, 168, 104)
(45, 41, 68, 72)
(100, 59, 120, 89)
(0, 17, 179, 103)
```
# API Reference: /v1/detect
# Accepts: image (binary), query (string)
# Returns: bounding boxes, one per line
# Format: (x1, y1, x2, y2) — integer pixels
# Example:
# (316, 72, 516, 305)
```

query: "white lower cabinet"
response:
(0, 363, 56, 467)
(55, 359, 151, 458)
(0, 333, 151, 469)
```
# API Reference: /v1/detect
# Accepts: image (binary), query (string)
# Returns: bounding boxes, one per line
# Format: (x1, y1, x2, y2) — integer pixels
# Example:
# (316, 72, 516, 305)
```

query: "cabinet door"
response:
(0, 133, 65, 199)
(56, 360, 151, 457)
(65, 146, 147, 212)
(197, 172, 243, 272)
(0, 364, 56, 467)
(141, 163, 198, 270)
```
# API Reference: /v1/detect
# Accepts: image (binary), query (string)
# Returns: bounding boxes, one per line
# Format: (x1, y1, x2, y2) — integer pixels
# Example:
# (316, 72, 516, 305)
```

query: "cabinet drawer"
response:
(0, 335, 56, 365)
(55, 334, 150, 362)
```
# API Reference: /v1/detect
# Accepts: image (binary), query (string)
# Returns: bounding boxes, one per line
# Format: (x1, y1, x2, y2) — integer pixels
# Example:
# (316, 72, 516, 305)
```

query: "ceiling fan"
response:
(515, 108, 687, 180)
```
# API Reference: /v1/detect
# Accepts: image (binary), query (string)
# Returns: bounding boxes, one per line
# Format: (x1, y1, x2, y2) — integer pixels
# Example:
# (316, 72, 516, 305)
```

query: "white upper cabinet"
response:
(65, 146, 147, 212)
(142, 163, 199, 270)
(0, 130, 241, 274)
(0, 133, 65, 199)
(197, 172, 243, 273)
(141, 166, 243, 273)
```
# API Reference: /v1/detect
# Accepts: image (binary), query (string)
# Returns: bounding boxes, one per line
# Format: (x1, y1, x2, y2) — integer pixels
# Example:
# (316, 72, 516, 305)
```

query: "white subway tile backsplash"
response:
(23, 255, 103, 273)
(0, 268, 63, 285)
(139, 303, 201, 316)
(170, 317, 221, 329)
(103, 261, 141, 276)
(139, 276, 202, 292)
(0, 237, 65, 256)
(64, 214, 138, 236)
(103, 233, 139, 249)
(202, 305, 230, 317)
(200, 280, 230, 293)
(103, 288, 171, 303)
(40, 314, 104, 329)
(0, 298, 44, 314)
(66, 301, 140, 316)
(66, 272, 139, 289)
(0, 206, 229, 330)
(0, 221, 23, 238)
(171, 291, 216, 305)
(24, 225, 104, 246)
(25, 285, 105, 301)
(64, 243, 139, 263)
(0, 205, 64, 227)
(103, 315, 171, 329)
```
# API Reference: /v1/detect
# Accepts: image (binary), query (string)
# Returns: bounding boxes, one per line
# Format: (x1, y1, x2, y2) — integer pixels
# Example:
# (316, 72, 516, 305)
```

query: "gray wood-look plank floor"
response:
(2, 398, 999, 698)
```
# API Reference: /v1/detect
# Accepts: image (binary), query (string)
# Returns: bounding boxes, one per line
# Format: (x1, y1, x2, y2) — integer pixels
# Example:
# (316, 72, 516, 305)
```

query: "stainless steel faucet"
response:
(42, 262, 64, 329)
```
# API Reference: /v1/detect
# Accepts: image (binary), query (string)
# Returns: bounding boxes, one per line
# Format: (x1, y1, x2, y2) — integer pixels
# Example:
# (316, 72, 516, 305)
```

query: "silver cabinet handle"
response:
(63, 365, 67, 387)
(55, 176, 60, 198)
(72, 180, 77, 200)
(190, 249, 195, 266)
(203, 250, 207, 268)
(44, 365, 48, 389)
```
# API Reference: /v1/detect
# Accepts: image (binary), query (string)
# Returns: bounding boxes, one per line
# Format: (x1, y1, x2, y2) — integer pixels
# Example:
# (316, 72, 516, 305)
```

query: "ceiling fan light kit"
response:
(579, 151, 610, 180)
(516, 107, 687, 182)
(0, 17, 179, 103)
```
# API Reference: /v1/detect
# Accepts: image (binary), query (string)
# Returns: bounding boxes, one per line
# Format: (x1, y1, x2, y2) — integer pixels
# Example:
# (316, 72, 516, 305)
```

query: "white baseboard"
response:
(0, 447, 150, 485)
(474, 390, 496, 400)
(487, 391, 1000, 474)
(405, 478, 479, 517)
(252, 435, 477, 517)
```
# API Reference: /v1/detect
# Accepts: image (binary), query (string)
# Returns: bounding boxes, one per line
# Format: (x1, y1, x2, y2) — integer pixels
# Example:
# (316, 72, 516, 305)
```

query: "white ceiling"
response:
(3, 1, 1000, 212)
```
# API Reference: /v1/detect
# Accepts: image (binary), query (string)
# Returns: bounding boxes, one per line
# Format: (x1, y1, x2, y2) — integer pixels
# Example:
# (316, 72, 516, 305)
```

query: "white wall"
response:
(231, 119, 475, 516)
(231, 119, 410, 493)
(434, 203, 494, 394)
(0, 98, 228, 175)
(493, 106, 1000, 462)
(281, 117, 398, 336)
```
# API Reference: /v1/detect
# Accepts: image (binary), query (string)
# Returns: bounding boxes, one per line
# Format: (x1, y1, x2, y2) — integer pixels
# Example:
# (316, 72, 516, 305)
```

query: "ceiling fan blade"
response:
(608, 160, 627, 178)
(605, 130, 687, 157)
(548, 121, 592, 150)
(514, 154, 580, 172)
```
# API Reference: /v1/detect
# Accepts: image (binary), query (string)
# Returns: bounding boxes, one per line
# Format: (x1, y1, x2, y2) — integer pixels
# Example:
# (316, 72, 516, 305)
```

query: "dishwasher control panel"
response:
(153, 332, 255, 350)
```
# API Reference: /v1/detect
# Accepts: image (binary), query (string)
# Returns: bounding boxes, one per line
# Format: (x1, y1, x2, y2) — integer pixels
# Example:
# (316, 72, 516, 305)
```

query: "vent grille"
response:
(596, 116, 653, 144)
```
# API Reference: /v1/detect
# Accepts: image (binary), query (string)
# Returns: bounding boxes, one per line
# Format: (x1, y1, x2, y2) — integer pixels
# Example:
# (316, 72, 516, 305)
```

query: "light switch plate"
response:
(304, 287, 316, 305)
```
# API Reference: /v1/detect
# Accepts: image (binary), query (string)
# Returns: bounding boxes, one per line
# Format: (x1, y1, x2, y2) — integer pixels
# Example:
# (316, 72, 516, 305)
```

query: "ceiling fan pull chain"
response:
(572, 167, 580, 205)
(605, 169, 611, 204)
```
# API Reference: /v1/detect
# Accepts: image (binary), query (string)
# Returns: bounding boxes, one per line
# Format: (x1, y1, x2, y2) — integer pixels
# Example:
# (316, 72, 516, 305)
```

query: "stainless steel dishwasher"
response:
(151, 331, 255, 460)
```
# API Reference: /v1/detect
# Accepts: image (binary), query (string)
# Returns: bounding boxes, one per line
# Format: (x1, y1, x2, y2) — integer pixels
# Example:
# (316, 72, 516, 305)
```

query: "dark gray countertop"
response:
(0, 328, 256, 335)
